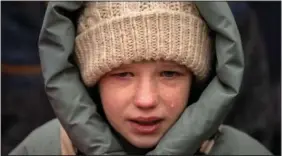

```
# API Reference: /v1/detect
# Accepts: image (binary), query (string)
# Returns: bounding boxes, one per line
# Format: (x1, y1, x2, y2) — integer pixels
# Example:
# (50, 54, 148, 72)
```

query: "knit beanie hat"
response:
(75, 2, 212, 87)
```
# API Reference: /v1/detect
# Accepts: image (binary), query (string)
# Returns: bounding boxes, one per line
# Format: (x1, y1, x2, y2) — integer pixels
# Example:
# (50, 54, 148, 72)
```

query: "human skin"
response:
(99, 60, 192, 148)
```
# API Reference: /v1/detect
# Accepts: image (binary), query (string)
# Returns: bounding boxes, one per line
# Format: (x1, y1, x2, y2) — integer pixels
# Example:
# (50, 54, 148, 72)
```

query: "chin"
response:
(134, 142, 156, 149)
(128, 136, 160, 149)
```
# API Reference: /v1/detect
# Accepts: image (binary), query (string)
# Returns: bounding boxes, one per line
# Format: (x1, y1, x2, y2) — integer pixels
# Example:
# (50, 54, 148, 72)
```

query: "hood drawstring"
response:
(60, 126, 77, 155)
(197, 126, 222, 155)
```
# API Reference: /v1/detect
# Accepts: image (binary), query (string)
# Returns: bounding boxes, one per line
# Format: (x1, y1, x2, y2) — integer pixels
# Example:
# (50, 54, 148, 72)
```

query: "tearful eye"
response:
(160, 71, 181, 78)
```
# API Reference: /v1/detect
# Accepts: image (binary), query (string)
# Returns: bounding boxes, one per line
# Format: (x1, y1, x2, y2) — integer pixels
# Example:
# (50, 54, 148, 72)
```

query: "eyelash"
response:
(160, 71, 182, 77)
(112, 72, 134, 78)
(111, 71, 182, 78)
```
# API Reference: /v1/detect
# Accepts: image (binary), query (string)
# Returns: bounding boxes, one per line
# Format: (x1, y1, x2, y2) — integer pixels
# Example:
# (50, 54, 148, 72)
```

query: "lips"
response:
(129, 117, 163, 134)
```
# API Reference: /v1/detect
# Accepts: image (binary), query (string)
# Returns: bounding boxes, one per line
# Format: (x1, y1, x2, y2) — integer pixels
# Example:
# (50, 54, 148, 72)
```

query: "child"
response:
(10, 2, 272, 155)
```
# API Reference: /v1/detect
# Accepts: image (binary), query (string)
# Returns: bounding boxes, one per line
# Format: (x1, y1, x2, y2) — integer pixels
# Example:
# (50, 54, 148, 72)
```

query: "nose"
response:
(134, 78, 158, 109)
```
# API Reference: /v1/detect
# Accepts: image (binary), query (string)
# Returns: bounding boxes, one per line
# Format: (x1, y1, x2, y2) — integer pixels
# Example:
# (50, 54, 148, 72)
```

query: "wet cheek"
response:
(161, 89, 188, 108)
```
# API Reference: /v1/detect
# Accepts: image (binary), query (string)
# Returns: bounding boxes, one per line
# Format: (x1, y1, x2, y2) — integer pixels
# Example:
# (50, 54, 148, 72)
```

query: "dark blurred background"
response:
(1, 1, 281, 155)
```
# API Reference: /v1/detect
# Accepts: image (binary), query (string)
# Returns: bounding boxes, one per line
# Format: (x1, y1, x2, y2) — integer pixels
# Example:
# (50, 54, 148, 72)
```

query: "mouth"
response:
(128, 117, 164, 134)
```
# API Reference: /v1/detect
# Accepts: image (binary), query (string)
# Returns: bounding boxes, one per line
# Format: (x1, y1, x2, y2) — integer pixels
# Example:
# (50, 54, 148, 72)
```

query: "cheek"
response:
(160, 81, 191, 115)
(99, 87, 119, 114)
(99, 80, 132, 116)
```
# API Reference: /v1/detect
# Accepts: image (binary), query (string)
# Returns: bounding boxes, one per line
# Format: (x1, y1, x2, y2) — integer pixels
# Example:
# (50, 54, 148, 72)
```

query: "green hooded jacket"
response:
(9, 1, 272, 155)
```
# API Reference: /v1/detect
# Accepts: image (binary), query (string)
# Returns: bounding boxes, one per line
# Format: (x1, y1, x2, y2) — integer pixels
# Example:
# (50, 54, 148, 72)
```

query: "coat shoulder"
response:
(210, 125, 272, 155)
(9, 118, 61, 155)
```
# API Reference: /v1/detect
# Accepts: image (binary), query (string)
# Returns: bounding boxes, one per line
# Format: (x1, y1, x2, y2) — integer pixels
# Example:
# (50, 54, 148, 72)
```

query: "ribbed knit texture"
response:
(75, 2, 212, 87)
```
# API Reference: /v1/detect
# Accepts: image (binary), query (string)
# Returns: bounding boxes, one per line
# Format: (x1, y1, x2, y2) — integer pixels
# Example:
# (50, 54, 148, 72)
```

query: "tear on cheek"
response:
(170, 103, 175, 108)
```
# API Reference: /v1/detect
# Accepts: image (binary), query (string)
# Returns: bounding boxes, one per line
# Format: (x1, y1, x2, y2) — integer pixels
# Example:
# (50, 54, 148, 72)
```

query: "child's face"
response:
(99, 61, 192, 148)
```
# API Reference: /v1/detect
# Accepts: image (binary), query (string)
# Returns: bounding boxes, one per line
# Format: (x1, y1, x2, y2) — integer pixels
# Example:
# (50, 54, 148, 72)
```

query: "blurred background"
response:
(1, 1, 281, 155)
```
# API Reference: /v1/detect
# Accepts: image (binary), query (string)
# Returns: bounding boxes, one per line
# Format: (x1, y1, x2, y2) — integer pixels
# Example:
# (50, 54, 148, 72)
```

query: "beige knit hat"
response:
(75, 2, 212, 87)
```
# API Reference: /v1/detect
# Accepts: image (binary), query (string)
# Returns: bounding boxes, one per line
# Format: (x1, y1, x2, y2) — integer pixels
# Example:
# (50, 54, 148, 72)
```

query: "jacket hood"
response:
(38, 2, 244, 155)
